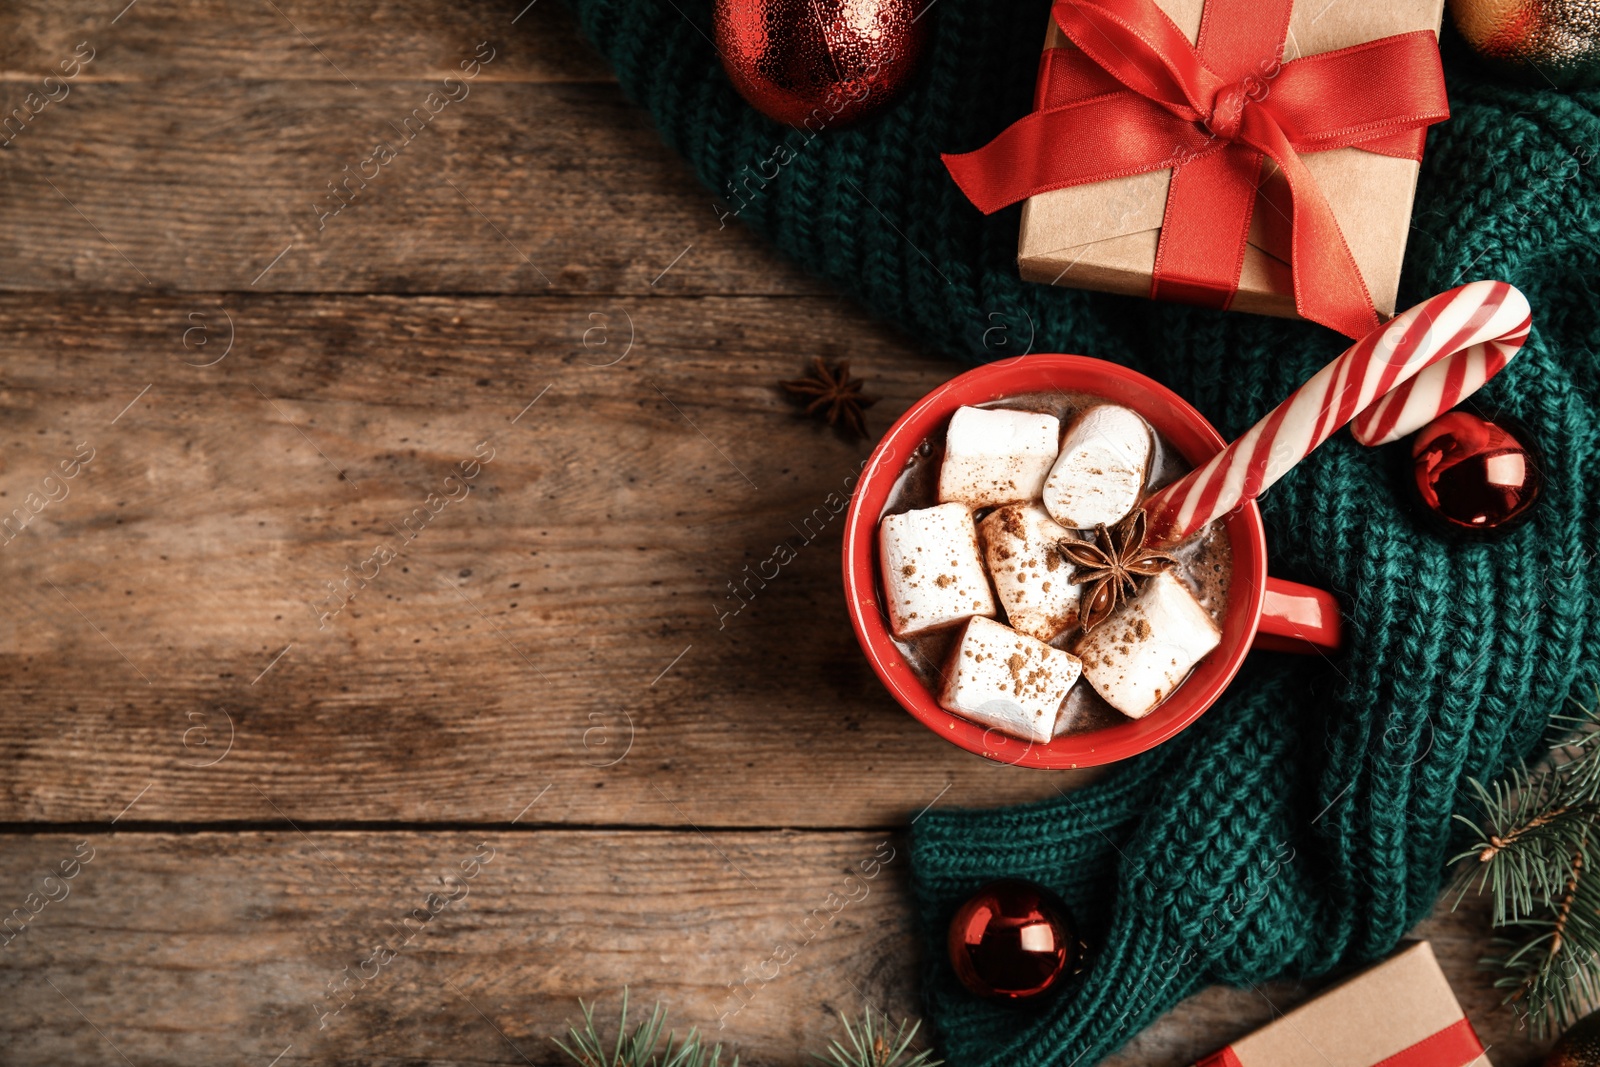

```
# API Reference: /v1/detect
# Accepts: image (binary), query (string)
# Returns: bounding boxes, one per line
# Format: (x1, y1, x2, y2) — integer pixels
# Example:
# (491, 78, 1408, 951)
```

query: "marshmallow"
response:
(940, 616, 1083, 743)
(879, 502, 996, 638)
(1074, 570, 1222, 719)
(1043, 405, 1151, 529)
(979, 503, 1080, 643)
(938, 406, 1061, 509)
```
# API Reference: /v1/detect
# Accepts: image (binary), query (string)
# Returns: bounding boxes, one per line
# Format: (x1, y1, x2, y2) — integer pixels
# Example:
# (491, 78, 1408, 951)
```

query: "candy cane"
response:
(1144, 281, 1533, 546)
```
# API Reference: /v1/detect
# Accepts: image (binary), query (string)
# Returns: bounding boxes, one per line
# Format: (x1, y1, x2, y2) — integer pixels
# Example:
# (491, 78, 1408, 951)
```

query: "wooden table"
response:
(0, 2, 1551, 1063)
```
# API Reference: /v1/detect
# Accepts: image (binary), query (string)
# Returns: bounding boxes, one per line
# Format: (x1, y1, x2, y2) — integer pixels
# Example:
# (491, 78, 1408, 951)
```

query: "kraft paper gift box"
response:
(1192, 941, 1492, 1067)
(1017, 0, 1447, 320)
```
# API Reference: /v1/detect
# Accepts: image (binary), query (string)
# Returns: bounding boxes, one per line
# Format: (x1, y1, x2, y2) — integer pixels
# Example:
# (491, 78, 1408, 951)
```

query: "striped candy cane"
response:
(1144, 281, 1533, 546)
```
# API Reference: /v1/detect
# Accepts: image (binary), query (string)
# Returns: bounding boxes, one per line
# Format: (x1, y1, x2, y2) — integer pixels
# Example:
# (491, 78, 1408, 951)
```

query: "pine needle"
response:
(552, 990, 737, 1067)
(812, 1008, 942, 1067)
(1452, 690, 1600, 1036)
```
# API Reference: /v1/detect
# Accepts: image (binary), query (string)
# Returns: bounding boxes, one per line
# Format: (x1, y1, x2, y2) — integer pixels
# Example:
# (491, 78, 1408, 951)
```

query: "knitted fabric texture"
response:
(559, 0, 1600, 1061)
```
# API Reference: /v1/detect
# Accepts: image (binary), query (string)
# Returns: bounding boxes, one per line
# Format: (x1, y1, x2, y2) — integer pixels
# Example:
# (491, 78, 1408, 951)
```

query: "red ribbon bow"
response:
(942, 0, 1450, 338)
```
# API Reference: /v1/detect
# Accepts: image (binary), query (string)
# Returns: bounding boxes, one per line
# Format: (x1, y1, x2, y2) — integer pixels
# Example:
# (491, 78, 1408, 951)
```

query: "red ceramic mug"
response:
(841, 355, 1342, 769)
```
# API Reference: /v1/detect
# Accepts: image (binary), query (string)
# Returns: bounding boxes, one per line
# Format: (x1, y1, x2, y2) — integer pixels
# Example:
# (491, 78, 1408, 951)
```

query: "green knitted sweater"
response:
(560, 0, 1600, 1061)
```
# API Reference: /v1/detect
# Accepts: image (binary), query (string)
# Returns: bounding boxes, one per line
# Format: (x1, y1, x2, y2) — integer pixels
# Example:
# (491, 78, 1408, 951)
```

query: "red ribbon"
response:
(1193, 1016, 1484, 1067)
(942, 0, 1450, 339)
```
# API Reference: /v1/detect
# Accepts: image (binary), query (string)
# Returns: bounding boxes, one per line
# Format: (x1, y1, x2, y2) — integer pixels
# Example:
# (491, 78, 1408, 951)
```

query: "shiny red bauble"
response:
(1450, 0, 1600, 89)
(947, 879, 1080, 1001)
(1546, 1005, 1600, 1066)
(1408, 411, 1543, 535)
(714, 0, 926, 128)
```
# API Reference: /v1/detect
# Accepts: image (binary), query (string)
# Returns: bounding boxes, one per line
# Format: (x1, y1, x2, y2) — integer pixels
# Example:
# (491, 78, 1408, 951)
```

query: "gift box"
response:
(942, 0, 1452, 339)
(1194, 942, 1492, 1067)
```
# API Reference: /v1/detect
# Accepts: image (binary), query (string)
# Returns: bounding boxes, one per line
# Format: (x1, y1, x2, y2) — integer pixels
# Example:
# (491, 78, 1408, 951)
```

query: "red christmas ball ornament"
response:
(1408, 411, 1543, 535)
(947, 879, 1081, 1001)
(1449, 0, 1600, 89)
(1547, 1006, 1600, 1066)
(713, 0, 926, 128)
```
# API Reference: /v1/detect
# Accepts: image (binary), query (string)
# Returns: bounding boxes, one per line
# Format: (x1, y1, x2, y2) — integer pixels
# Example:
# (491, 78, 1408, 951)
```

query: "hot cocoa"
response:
(878, 390, 1232, 741)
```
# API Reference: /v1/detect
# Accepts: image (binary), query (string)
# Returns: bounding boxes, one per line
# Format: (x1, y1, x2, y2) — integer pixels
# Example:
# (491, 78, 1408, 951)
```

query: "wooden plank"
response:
(0, 78, 824, 295)
(0, 0, 612, 83)
(0, 291, 1091, 826)
(0, 831, 1549, 1065)
(0, 830, 919, 1065)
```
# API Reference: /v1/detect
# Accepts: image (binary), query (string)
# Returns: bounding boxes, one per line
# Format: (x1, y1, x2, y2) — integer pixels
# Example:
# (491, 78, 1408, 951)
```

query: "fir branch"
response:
(812, 1008, 942, 1067)
(1482, 842, 1600, 1036)
(551, 996, 942, 1067)
(552, 990, 737, 1067)
(1452, 690, 1600, 1036)
(1450, 770, 1598, 923)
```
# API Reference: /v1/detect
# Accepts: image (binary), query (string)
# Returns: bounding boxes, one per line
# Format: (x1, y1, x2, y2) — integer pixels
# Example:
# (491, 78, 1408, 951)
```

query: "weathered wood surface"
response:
(0, 292, 1098, 827)
(0, 77, 824, 295)
(0, 1, 1558, 1063)
(0, 0, 824, 296)
(2, 0, 612, 83)
(0, 832, 1550, 1067)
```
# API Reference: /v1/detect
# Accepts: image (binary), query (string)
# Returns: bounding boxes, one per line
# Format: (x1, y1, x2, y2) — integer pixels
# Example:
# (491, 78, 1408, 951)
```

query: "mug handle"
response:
(1252, 577, 1343, 653)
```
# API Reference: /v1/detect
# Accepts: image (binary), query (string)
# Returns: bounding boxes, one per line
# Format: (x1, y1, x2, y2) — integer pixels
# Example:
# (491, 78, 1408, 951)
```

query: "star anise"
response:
(1056, 508, 1177, 633)
(781, 356, 876, 439)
